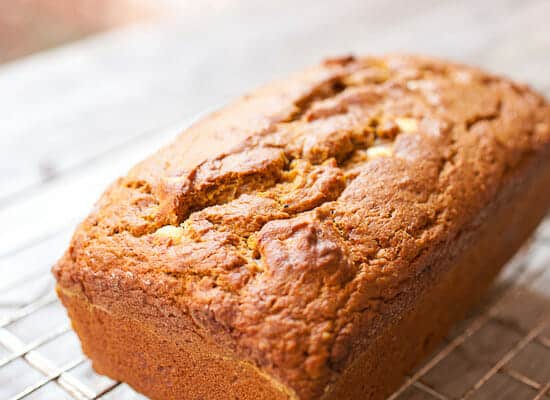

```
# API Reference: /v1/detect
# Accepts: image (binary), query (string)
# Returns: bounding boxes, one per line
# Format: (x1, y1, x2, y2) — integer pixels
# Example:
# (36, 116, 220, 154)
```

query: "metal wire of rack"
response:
(0, 219, 549, 400)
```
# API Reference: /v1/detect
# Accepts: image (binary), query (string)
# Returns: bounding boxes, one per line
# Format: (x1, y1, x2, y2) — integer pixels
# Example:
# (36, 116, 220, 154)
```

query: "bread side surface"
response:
(323, 146, 550, 399)
(57, 288, 296, 400)
(53, 54, 550, 399)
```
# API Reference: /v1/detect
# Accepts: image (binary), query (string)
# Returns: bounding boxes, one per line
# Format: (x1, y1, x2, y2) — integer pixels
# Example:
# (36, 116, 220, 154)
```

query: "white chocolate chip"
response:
(365, 144, 393, 159)
(155, 225, 184, 244)
(395, 117, 419, 133)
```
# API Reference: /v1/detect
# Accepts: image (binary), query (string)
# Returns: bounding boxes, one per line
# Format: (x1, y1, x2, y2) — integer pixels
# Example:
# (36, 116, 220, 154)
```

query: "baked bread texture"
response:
(53, 54, 550, 400)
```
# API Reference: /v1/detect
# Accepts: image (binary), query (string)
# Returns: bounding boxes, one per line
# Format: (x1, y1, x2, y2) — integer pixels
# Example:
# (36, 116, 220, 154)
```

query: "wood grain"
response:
(2, 0, 550, 206)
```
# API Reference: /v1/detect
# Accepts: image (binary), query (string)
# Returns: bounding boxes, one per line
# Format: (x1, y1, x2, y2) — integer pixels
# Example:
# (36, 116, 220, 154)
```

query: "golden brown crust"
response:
(53, 54, 550, 399)
(57, 289, 296, 400)
(323, 148, 550, 399)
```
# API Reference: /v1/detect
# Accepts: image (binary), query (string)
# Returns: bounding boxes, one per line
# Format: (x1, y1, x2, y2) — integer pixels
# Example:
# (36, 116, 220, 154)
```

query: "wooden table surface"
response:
(0, 1, 549, 399)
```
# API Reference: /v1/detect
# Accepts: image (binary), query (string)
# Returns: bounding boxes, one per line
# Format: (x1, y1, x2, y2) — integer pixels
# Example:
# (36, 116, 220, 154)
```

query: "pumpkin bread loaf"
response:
(54, 54, 550, 400)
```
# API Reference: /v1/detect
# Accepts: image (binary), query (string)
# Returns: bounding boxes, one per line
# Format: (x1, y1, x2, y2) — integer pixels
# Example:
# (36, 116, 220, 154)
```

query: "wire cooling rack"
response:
(0, 219, 549, 400)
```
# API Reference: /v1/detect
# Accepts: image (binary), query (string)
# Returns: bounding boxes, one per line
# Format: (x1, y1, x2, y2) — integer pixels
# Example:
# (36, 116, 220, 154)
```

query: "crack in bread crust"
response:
(54, 54, 550, 400)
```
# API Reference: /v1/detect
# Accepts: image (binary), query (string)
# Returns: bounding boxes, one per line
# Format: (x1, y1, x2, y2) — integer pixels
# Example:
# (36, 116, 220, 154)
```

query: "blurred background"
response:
(0, 1, 549, 399)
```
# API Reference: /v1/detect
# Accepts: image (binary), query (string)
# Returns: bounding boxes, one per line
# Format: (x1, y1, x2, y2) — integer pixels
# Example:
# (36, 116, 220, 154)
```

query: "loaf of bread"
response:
(54, 55, 550, 400)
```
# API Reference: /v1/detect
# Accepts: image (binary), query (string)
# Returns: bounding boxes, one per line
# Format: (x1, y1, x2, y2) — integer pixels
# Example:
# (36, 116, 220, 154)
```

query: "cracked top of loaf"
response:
(54, 54, 550, 399)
